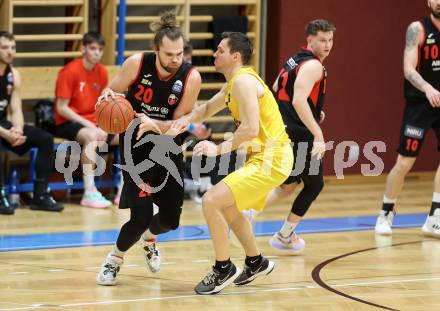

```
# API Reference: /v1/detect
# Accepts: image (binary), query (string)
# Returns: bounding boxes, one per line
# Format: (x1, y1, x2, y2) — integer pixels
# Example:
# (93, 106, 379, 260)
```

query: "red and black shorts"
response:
(118, 130, 184, 211)
(397, 100, 440, 157)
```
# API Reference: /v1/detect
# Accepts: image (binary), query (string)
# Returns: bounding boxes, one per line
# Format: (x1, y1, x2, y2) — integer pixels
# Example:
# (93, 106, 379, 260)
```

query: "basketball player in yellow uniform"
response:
(189, 32, 293, 294)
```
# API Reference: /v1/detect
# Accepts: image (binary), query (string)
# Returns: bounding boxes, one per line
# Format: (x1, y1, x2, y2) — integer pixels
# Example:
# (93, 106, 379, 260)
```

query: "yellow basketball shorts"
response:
(223, 144, 294, 212)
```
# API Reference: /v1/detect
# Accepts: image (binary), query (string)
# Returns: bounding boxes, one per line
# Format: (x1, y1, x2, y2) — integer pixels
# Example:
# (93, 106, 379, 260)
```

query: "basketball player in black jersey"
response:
(263, 20, 335, 252)
(96, 12, 201, 285)
(0, 31, 63, 215)
(375, 0, 440, 238)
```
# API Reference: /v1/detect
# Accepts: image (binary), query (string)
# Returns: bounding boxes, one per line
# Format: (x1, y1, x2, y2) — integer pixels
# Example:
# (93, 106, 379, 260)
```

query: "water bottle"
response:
(8, 167, 20, 209)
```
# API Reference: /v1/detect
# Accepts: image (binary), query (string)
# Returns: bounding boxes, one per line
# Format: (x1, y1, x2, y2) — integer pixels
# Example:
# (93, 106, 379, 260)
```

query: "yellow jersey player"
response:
(189, 32, 294, 294)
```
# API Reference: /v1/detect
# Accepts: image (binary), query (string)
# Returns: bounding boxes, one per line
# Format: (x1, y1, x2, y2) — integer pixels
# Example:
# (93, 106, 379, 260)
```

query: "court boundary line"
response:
(311, 240, 436, 311)
(1, 274, 440, 310)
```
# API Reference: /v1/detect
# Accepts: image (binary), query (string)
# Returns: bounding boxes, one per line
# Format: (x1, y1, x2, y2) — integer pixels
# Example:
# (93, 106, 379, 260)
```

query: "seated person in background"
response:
(183, 42, 193, 64)
(54, 31, 122, 209)
(182, 122, 212, 204)
(181, 42, 214, 203)
(0, 31, 63, 215)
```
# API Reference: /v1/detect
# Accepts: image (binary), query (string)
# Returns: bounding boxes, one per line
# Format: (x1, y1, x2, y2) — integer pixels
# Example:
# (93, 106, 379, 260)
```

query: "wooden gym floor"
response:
(0, 172, 439, 311)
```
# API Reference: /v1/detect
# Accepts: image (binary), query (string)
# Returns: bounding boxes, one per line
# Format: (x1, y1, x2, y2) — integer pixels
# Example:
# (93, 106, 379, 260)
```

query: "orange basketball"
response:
(96, 95, 135, 134)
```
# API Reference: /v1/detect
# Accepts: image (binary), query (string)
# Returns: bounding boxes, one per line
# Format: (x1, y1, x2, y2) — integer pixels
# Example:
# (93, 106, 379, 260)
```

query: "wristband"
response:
(188, 123, 195, 133)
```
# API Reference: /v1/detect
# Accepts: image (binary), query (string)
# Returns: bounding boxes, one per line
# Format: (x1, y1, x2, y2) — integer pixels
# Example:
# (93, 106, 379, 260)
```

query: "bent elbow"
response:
(248, 126, 259, 139)
(403, 63, 416, 80)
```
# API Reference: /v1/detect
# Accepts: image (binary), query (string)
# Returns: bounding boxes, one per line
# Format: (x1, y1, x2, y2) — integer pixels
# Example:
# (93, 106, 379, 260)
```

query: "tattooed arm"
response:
(404, 21, 440, 107)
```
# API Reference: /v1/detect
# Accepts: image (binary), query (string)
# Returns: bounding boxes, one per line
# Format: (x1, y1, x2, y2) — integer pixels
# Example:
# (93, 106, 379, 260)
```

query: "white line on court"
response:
(1, 276, 438, 310)
(8, 272, 28, 275)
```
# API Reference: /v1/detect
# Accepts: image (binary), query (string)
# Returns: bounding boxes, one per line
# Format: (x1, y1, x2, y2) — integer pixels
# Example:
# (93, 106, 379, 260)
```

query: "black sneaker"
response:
(233, 257, 275, 286)
(30, 180, 63, 212)
(0, 187, 14, 215)
(30, 192, 64, 212)
(194, 263, 241, 295)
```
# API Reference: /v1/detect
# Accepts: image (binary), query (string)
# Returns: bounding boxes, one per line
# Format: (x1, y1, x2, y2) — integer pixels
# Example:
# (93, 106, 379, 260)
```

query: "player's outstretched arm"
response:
(194, 75, 259, 157)
(190, 83, 227, 124)
(98, 53, 141, 103)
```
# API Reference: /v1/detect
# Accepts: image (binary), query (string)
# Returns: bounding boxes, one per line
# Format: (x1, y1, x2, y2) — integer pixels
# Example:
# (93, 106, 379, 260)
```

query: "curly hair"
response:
(150, 11, 184, 47)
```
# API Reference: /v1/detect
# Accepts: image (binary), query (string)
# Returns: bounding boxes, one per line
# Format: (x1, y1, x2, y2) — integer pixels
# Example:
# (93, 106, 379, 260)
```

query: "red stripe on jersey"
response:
(309, 81, 321, 107)
(183, 67, 195, 93)
(277, 69, 290, 101)
(417, 21, 425, 72)
(418, 21, 426, 47)
(156, 65, 177, 82)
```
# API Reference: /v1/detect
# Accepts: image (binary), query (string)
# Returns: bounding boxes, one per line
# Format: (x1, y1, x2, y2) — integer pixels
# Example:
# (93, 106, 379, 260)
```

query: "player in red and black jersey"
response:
(265, 20, 335, 253)
(96, 11, 201, 285)
(375, 0, 440, 238)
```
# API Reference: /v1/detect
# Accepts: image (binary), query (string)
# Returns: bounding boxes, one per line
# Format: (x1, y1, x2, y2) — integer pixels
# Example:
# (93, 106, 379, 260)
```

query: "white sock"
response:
(83, 175, 95, 192)
(383, 195, 397, 204)
(432, 192, 440, 203)
(142, 229, 156, 241)
(279, 220, 298, 238)
(110, 245, 125, 259)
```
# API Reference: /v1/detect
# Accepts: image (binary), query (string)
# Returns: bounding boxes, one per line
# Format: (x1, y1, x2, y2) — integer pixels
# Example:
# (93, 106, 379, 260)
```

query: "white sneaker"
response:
(189, 191, 203, 205)
(269, 231, 305, 254)
(143, 239, 161, 273)
(422, 209, 440, 238)
(375, 210, 395, 235)
(96, 253, 124, 286)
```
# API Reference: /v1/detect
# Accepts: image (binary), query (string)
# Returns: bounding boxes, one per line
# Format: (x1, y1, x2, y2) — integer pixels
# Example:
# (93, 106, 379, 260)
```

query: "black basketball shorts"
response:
(397, 100, 440, 157)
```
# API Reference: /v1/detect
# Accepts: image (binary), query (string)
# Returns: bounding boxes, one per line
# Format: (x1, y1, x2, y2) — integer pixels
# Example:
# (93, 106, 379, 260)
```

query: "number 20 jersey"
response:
(126, 52, 194, 121)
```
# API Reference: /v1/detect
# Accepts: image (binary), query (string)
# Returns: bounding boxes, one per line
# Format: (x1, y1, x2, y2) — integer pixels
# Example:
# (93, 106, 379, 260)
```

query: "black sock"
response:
(429, 202, 440, 216)
(245, 254, 262, 267)
(214, 259, 231, 273)
(382, 203, 394, 215)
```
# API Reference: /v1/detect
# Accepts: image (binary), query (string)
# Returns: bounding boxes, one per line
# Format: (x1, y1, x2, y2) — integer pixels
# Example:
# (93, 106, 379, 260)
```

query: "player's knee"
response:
(312, 178, 324, 195)
(279, 183, 296, 196)
(38, 132, 54, 151)
(394, 157, 414, 175)
(130, 217, 151, 233)
(202, 191, 217, 210)
(81, 130, 100, 145)
(39, 130, 54, 144)
(304, 176, 324, 198)
(88, 132, 101, 144)
(159, 208, 182, 230)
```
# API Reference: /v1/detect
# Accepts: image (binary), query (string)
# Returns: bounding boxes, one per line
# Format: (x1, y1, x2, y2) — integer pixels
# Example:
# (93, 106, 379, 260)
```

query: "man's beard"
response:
(158, 56, 180, 74)
(431, 7, 440, 19)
